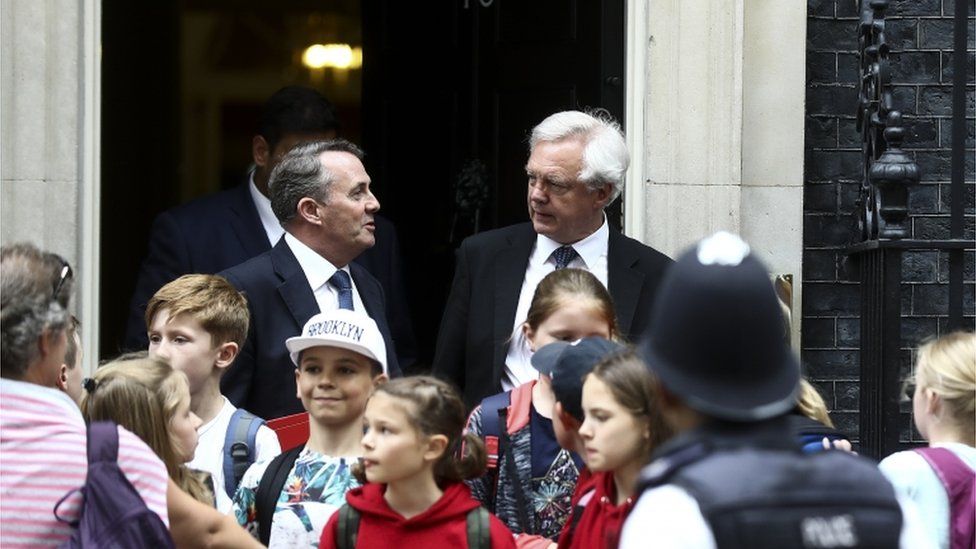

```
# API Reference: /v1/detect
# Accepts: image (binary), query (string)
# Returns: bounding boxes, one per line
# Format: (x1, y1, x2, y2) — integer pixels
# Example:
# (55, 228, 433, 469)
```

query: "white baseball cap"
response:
(285, 309, 387, 374)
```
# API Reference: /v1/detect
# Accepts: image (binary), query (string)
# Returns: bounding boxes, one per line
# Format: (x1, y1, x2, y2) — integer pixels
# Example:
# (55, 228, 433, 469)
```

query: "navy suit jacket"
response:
(218, 239, 402, 420)
(125, 181, 416, 367)
(431, 222, 672, 408)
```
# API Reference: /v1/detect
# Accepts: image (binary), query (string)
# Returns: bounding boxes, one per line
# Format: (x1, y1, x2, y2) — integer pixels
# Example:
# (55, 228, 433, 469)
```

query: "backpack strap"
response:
(466, 506, 490, 549)
(913, 447, 976, 549)
(87, 421, 121, 464)
(254, 444, 303, 546)
(335, 503, 361, 549)
(54, 421, 121, 525)
(224, 408, 266, 499)
(480, 391, 512, 470)
(479, 390, 511, 514)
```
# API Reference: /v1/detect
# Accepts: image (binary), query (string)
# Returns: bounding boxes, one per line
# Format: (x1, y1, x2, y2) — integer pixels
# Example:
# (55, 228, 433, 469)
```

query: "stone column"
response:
(1, 0, 101, 367)
(628, 0, 806, 345)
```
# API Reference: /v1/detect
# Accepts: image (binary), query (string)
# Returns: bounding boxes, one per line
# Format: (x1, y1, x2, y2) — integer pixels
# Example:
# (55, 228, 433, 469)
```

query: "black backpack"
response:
(333, 502, 490, 549)
(55, 421, 175, 548)
(254, 444, 305, 546)
(638, 423, 903, 549)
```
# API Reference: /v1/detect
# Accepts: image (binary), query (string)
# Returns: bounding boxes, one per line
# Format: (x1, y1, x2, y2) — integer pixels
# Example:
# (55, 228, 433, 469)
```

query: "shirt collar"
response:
(0, 377, 85, 422)
(283, 232, 340, 291)
(535, 215, 609, 269)
(248, 172, 285, 243)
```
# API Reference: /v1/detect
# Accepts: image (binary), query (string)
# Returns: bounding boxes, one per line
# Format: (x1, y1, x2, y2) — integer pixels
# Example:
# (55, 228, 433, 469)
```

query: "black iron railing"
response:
(848, 0, 974, 459)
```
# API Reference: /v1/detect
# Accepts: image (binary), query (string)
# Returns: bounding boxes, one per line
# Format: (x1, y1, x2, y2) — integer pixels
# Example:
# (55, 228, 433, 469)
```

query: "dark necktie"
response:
(551, 246, 578, 270)
(329, 270, 354, 310)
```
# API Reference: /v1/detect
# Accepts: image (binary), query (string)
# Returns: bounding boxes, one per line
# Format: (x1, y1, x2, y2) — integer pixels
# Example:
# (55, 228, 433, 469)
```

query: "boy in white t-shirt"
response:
(146, 274, 281, 512)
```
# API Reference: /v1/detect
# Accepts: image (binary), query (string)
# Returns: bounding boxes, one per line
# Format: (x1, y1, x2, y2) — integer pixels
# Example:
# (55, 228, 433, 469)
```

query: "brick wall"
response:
(803, 0, 975, 448)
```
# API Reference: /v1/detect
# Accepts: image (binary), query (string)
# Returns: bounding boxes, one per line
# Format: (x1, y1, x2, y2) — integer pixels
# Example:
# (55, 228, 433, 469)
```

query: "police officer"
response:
(619, 232, 933, 549)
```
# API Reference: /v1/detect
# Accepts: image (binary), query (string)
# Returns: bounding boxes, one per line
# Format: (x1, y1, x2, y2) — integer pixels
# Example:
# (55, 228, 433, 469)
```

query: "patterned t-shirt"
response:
(466, 384, 583, 540)
(232, 447, 359, 548)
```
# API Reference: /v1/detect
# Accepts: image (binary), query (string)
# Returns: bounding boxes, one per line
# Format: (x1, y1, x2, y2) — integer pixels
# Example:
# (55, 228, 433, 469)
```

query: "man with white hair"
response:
(432, 110, 672, 408)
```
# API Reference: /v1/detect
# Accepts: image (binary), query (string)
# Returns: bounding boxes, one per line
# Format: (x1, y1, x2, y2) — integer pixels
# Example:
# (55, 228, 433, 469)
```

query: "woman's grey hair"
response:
(269, 139, 365, 224)
(529, 110, 629, 203)
(1, 244, 71, 378)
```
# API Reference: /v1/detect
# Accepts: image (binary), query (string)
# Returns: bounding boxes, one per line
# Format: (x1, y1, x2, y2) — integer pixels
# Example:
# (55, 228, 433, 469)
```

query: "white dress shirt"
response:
(248, 172, 285, 247)
(282, 233, 366, 314)
(501, 217, 610, 390)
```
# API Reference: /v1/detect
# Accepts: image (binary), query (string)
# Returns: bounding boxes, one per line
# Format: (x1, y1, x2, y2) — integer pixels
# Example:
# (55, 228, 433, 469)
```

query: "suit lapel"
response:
(229, 181, 273, 258)
(493, 227, 535, 373)
(607, 230, 643, 338)
(271, 241, 319, 329)
(350, 264, 383, 319)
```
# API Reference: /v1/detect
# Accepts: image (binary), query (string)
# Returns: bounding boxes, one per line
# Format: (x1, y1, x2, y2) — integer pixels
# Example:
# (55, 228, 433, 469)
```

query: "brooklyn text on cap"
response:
(285, 309, 388, 374)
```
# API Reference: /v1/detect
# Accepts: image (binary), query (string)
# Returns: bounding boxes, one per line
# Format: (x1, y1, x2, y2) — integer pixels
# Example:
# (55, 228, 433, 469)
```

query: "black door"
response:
(361, 0, 625, 369)
(98, 0, 624, 364)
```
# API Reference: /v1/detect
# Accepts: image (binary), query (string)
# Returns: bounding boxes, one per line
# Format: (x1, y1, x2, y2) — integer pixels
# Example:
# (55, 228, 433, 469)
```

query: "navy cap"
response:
(532, 337, 623, 422)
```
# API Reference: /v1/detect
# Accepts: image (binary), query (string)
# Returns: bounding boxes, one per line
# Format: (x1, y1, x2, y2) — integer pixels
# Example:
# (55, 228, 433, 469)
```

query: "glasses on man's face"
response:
(53, 261, 72, 301)
(527, 174, 575, 196)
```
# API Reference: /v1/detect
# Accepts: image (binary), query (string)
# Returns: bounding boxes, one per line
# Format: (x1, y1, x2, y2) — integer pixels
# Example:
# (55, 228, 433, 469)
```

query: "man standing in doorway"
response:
(125, 86, 415, 368)
(219, 139, 401, 420)
(432, 110, 672, 408)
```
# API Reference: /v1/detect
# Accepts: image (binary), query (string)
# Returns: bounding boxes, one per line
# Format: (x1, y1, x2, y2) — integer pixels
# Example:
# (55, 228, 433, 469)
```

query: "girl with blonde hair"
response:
(879, 331, 976, 549)
(81, 353, 211, 505)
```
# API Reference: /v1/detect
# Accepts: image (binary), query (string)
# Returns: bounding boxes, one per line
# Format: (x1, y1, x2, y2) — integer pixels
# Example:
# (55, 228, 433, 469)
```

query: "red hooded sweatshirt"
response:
(555, 471, 634, 549)
(320, 482, 516, 549)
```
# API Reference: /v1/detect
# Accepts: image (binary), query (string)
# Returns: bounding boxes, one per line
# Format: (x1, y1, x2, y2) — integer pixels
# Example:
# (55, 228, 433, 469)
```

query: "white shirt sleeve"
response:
(896, 494, 938, 549)
(255, 424, 282, 463)
(620, 485, 717, 549)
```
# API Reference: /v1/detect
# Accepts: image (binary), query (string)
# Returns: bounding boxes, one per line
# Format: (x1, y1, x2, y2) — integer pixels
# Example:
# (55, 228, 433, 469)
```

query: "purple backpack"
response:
(55, 421, 174, 548)
(914, 447, 975, 549)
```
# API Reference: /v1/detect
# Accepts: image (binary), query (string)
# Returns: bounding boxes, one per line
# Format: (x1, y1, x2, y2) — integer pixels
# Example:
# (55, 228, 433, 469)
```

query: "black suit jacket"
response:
(431, 222, 672, 408)
(124, 181, 416, 367)
(218, 239, 402, 420)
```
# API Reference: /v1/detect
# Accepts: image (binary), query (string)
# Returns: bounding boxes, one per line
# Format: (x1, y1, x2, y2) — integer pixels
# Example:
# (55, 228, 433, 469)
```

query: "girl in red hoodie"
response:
(556, 349, 672, 549)
(320, 376, 516, 549)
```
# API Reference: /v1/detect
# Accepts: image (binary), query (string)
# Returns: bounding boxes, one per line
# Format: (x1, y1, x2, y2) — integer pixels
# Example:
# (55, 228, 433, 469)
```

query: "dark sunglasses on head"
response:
(53, 261, 72, 300)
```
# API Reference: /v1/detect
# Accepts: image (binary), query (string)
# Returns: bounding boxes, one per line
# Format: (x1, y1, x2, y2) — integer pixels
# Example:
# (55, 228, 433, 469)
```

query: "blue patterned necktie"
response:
(329, 270, 354, 310)
(551, 246, 578, 270)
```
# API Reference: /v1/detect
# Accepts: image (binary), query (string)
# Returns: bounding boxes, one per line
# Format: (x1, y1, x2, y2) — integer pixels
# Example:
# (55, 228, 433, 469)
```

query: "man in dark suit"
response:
(124, 86, 416, 367)
(432, 110, 672, 408)
(219, 139, 402, 420)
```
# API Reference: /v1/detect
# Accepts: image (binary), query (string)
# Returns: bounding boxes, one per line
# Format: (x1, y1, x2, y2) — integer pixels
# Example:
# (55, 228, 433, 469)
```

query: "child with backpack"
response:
(146, 274, 281, 512)
(558, 348, 671, 548)
(319, 376, 516, 548)
(464, 268, 617, 540)
(232, 309, 388, 548)
(81, 353, 213, 505)
(880, 331, 975, 549)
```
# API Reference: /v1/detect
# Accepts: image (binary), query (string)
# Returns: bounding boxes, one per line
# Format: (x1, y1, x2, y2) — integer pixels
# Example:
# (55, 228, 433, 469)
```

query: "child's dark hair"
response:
(589, 349, 673, 460)
(353, 376, 486, 485)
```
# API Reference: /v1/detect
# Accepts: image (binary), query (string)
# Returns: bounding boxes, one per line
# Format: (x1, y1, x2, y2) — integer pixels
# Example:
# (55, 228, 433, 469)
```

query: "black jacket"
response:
(219, 239, 401, 420)
(431, 222, 671, 408)
(124, 181, 416, 367)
